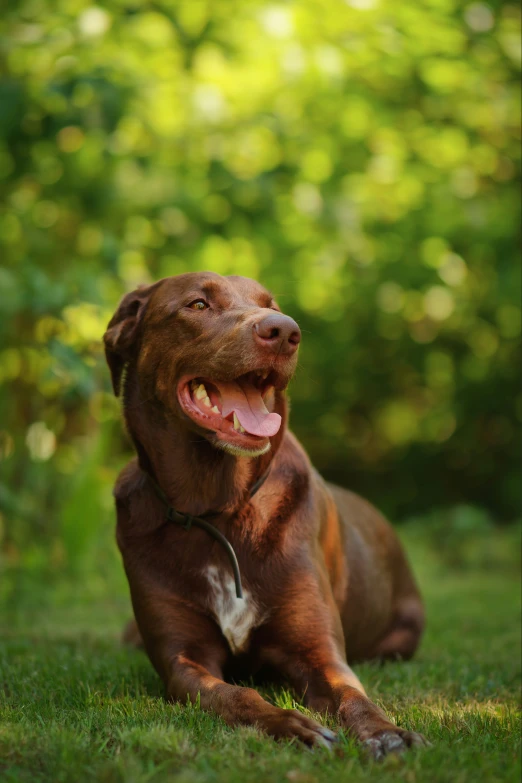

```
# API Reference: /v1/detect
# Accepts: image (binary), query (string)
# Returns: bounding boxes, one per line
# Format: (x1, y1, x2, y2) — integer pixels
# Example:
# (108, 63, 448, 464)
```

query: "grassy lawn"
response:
(1, 530, 520, 783)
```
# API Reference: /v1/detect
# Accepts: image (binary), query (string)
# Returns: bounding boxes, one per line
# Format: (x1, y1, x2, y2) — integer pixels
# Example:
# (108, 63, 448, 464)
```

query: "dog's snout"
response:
(253, 313, 301, 355)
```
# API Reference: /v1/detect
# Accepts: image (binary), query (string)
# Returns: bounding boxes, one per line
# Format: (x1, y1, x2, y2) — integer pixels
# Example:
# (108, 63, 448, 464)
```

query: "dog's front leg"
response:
(130, 594, 337, 750)
(313, 663, 428, 760)
(260, 588, 429, 759)
(166, 653, 339, 750)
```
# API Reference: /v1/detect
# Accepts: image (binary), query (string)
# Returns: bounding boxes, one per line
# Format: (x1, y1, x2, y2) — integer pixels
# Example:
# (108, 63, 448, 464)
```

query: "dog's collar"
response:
(146, 466, 271, 600)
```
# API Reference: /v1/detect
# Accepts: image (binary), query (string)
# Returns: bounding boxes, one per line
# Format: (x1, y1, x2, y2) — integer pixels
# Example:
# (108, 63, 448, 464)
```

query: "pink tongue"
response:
(214, 380, 281, 438)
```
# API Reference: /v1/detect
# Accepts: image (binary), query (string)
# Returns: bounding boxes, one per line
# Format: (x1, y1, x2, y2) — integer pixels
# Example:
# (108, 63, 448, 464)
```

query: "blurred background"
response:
(1, 0, 520, 607)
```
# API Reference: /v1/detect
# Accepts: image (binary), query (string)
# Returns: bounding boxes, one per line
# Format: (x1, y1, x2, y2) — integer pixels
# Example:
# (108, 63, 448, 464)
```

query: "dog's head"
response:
(103, 272, 301, 457)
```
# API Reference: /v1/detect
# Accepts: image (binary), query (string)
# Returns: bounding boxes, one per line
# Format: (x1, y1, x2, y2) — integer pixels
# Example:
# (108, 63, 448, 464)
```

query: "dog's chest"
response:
(205, 565, 259, 655)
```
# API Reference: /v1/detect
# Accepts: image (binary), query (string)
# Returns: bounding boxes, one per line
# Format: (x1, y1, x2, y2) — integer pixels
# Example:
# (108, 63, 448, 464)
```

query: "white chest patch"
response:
(205, 565, 259, 655)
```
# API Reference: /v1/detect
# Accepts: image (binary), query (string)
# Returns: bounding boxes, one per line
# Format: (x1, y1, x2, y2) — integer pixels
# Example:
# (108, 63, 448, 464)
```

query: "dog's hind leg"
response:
(122, 618, 144, 648)
(365, 595, 425, 662)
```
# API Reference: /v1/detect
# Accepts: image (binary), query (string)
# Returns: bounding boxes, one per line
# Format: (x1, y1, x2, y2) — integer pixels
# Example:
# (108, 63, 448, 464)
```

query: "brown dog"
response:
(104, 272, 427, 758)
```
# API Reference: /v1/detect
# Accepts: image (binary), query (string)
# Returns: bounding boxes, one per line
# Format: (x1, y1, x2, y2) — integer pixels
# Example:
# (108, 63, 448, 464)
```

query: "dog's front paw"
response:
(262, 708, 337, 750)
(363, 728, 430, 760)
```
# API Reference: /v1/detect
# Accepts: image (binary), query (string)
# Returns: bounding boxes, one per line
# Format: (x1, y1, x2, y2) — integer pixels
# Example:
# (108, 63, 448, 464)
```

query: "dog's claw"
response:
(267, 708, 338, 750)
(312, 726, 338, 752)
(363, 729, 430, 760)
(318, 726, 338, 742)
(301, 722, 338, 752)
(312, 732, 336, 752)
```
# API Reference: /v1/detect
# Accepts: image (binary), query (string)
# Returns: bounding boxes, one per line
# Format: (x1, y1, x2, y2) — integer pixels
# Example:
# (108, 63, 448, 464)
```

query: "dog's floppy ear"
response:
(103, 283, 158, 396)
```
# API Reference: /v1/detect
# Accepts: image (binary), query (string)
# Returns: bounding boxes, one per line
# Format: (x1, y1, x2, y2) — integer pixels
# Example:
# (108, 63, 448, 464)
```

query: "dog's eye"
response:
(187, 299, 209, 311)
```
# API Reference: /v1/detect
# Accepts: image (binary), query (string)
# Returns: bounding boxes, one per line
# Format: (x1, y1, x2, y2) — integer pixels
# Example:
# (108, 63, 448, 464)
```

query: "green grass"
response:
(1, 531, 520, 783)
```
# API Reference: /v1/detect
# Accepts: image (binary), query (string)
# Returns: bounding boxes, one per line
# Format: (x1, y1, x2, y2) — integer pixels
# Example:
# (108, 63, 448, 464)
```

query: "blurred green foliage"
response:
(0, 0, 520, 580)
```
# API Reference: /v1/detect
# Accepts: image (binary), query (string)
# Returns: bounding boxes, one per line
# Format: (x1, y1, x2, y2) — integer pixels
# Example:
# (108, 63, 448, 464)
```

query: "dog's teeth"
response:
(203, 395, 211, 408)
(211, 405, 220, 414)
(195, 383, 207, 400)
(232, 414, 246, 434)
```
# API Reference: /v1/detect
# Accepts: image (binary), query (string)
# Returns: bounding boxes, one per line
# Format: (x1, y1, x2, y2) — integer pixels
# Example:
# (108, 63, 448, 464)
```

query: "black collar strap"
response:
(147, 466, 271, 600)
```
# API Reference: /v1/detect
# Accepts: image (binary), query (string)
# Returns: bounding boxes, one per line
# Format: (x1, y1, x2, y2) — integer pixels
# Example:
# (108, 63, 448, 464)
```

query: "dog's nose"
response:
(253, 313, 301, 355)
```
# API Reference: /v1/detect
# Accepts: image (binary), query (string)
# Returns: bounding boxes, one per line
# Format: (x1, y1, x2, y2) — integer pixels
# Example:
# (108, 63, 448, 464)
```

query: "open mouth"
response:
(177, 369, 283, 450)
